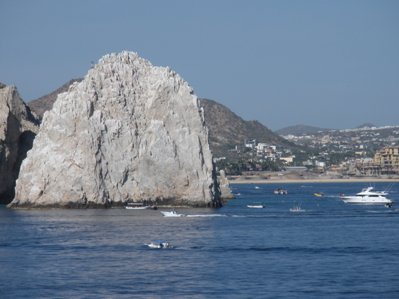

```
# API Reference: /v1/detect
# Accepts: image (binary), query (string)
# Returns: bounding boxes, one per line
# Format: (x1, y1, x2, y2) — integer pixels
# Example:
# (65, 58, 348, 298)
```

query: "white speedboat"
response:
(160, 210, 185, 217)
(145, 240, 173, 249)
(247, 204, 264, 209)
(341, 187, 393, 205)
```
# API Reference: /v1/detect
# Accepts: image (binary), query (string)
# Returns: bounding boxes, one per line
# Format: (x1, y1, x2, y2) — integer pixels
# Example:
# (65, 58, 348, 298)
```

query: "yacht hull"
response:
(342, 197, 392, 205)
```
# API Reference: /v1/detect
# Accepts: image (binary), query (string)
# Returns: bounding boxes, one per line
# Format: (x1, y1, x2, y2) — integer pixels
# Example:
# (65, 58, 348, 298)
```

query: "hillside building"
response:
(373, 146, 399, 174)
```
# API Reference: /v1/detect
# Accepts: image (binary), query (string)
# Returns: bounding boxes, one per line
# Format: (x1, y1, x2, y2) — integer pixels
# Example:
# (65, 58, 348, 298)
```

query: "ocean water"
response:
(1, 182, 399, 298)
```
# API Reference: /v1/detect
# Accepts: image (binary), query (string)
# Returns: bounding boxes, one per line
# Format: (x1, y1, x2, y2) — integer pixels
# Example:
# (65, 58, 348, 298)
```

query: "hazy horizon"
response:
(1, 0, 398, 130)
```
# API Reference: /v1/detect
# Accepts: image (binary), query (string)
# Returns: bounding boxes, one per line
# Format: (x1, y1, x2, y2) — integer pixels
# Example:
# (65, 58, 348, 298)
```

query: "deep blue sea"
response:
(1, 182, 399, 298)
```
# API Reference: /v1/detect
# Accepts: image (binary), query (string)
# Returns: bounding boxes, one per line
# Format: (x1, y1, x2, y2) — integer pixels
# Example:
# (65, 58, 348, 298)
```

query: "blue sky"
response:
(1, 0, 398, 130)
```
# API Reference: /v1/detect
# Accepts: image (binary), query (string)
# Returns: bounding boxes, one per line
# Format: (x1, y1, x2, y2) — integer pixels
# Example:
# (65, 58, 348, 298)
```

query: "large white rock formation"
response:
(0, 83, 39, 204)
(9, 52, 221, 208)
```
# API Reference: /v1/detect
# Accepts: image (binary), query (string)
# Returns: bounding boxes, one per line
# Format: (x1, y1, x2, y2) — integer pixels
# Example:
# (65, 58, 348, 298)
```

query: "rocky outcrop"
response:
(218, 170, 234, 200)
(28, 78, 83, 120)
(0, 83, 39, 204)
(9, 51, 221, 208)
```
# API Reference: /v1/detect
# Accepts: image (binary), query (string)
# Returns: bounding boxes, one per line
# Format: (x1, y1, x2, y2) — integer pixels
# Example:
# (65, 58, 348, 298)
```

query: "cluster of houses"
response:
(240, 140, 399, 176)
(244, 139, 295, 165)
(216, 124, 399, 177)
(279, 125, 399, 175)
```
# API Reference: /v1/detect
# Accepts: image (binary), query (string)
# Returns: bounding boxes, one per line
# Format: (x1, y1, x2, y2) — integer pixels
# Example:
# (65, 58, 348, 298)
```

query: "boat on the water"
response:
(247, 204, 264, 209)
(341, 187, 393, 205)
(289, 206, 305, 212)
(145, 240, 173, 249)
(125, 203, 157, 210)
(125, 206, 149, 210)
(160, 210, 185, 217)
(314, 192, 324, 197)
(274, 188, 288, 195)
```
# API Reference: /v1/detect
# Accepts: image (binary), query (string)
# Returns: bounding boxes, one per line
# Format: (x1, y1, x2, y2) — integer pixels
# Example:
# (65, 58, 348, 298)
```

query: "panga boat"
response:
(247, 204, 264, 209)
(274, 188, 288, 195)
(125, 205, 149, 210)
(289, 206, 305, 212)
(160, 210, 185, 217)
(125, 203, 157, 210)
(341, 187, 393, 205)
(145, 240, 173, 249)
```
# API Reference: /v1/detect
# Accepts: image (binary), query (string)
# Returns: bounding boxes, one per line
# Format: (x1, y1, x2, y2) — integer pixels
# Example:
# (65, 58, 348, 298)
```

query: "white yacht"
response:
(341, 187, 393, 205)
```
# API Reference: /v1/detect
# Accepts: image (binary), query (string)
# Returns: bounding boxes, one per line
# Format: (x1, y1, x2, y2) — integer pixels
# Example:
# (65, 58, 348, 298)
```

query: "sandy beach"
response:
(228, 175, 399, 185)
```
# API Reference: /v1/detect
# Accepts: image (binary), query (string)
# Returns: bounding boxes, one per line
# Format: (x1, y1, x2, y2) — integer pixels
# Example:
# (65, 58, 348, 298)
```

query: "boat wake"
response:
(185, 214, 227, 218)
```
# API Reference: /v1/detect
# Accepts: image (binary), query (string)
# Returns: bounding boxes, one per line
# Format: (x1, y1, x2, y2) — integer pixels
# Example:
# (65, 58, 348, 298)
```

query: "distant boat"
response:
(254, 186, 260, 189)
(247, 204, 264, 209)
(145, 240, 173, 249)
(125, 206, 148, 210)
(125, 203, 157, 210)
(160, 210, 185, 217)
(341, 187, 393, 205)
(290, 206, 305, 213)
(313, 192, 324, 197)
(274, 188, 288, 195)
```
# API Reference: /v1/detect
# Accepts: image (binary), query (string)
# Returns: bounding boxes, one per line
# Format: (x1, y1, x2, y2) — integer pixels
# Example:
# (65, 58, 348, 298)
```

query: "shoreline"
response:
(228, 176, 399, 185)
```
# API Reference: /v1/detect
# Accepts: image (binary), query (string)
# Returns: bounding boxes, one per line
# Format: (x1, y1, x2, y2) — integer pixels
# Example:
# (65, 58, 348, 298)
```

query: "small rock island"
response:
(9, 51, 221, 208)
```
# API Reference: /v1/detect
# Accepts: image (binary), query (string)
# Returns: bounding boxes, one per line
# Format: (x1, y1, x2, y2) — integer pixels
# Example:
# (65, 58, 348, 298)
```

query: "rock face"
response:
(10, 51, 221, 208)
(28, 78, 83, 120)
(218, 170, 234, 200)
(0, 83, 39, 204)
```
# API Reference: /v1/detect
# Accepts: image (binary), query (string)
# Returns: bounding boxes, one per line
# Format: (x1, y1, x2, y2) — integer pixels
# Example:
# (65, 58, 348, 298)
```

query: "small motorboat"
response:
(247, 204, 264, 209)
(313, 192, 324, 197)
(274, 188, 288, 195)
(289, 206, 305, 213)
(125, 205, 149, 210)
(145, 240, 173, 249)
(160, 210, 185, 217)
(125, 203, 157, 210)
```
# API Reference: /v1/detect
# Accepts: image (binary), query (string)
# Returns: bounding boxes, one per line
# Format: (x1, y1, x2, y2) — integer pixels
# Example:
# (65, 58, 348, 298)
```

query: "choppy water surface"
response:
(1, 182, 399, 298)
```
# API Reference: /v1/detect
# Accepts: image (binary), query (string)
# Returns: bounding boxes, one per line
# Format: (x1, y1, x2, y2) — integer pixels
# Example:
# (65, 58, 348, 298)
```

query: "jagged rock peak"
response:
(0, 84, 39, 204)
(10, 51, 221, 208)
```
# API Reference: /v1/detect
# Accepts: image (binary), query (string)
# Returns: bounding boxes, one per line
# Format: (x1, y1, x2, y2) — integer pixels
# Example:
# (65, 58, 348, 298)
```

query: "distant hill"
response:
(199, 99, 295, 156)
(276, 124, 331, 136)
(28, 78, 82, 119)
